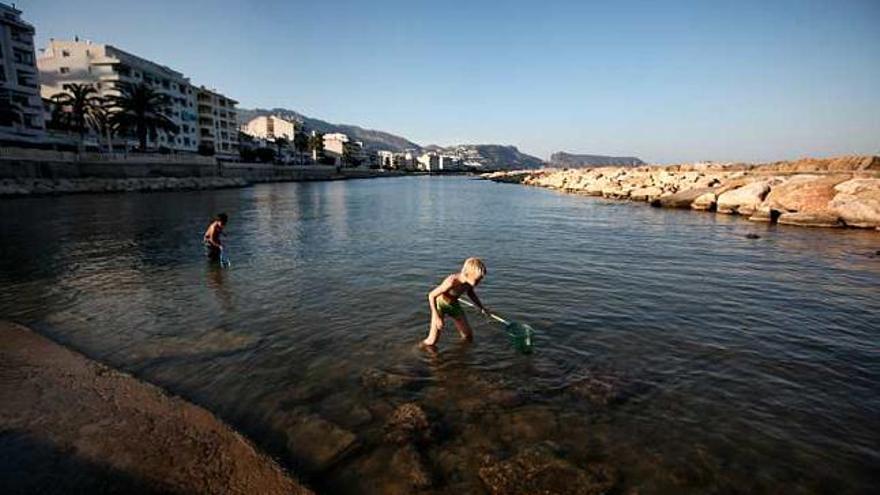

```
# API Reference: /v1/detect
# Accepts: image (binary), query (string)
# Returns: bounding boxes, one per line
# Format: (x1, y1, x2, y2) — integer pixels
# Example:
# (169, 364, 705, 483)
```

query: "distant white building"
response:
(393, 151, 417, 170)
(318, 133, 366, 166)
(241, 115, 296, 142)
(377, 150, 394, 168)
(439, 155, 460, 171)
(321, 132, 349, 165)
(418, 152, 440, 172)
(0, 3, 46, 144)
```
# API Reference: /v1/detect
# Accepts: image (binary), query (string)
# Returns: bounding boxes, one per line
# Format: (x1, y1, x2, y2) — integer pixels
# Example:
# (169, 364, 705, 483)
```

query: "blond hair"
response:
(461, 257, 487, 277)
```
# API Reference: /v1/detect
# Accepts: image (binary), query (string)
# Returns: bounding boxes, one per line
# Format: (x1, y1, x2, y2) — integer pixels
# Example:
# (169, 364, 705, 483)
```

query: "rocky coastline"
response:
(485, 155, 880, 230)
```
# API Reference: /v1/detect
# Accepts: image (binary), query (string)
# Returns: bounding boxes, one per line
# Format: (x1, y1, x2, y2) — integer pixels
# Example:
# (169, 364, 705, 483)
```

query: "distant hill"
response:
(431, 144, 545, 170)
(237, 108, 545, 169)
(550, 152, 645, 168)
(237, 108, 422, 153)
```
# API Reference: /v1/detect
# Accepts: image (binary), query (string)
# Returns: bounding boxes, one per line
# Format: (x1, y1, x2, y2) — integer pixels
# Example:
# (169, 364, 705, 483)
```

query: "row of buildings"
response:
(1, 2, 240, 159)
(1, 3, 469, 171)
(242, 115, 368, 166)
(376, 149, 465, 172)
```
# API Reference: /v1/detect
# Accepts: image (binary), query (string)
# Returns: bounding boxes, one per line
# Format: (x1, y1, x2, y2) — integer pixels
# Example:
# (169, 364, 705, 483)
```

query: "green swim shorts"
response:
(436, 297, 464, 319)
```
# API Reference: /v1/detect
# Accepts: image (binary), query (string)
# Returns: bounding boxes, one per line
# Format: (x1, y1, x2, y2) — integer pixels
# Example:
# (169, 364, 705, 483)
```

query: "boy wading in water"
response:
(203, 213, 228, 262)
(422, 257, 489, 349)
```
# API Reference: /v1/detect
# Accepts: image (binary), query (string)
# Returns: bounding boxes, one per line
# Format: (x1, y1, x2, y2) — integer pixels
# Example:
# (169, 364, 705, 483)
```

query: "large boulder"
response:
(629, 185, 664, 202)
(763, 174, 850, 215)
(651, 187, 717, 209)
(716, 180, 774, 215)
(691, 191, 717, 211)
(777, 211, 843, 228)
(829, 178, 880, 228)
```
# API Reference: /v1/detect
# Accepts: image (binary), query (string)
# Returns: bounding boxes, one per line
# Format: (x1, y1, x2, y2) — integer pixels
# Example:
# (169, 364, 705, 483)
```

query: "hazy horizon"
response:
(24, 0, 880, 163)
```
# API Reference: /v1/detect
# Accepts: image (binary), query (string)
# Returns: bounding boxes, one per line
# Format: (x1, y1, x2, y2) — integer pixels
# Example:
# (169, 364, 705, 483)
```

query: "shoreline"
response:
(0, 320, 313, 494)
(0, 168, 413, 198)
(484, 155, 880, 231)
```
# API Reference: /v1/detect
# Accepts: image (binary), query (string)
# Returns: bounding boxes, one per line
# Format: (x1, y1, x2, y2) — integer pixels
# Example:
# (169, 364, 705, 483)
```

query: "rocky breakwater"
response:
(0, 176, 249, 197)
(485, 155, 880, 230)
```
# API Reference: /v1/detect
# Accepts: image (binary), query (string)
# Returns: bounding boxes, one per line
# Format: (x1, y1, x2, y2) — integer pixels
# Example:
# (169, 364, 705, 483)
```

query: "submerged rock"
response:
(499, 406, 560, 444)
(360, 368, 418, 394)
(384, 403, 432, 445)
(391, 444, 433, 489)
(566, 376, 623, 406)
(276, 410, 358, 473)
(479, 445, 619, 495)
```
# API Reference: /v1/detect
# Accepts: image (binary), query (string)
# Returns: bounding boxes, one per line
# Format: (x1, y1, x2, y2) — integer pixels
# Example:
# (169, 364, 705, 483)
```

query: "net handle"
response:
(459, 298, 509, 325)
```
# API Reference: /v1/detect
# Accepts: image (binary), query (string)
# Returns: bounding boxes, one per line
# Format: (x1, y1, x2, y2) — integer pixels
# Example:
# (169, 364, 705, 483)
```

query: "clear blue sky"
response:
(21, 0, 880, 163)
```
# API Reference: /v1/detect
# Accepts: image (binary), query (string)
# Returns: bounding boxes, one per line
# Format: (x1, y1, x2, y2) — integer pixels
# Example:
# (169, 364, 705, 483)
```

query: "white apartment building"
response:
(418, 152, 440, 172)
(322, 132, 348, 159)
(392, 150, 417, 170)
(439, 155, 460, 171)
(0, 2, 45, 143)
(197, 86, 238, 160)
(37, 39, 199, 152)
(241, 115, 296, 142)
(377, 150, 394, 168)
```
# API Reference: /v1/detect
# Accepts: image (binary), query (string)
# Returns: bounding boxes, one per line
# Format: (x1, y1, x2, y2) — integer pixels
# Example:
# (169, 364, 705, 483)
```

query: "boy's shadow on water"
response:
(0, 430, 174, 495)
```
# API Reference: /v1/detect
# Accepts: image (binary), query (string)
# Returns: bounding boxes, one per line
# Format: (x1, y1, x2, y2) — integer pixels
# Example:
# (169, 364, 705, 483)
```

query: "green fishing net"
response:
(505, 322, 535, 354)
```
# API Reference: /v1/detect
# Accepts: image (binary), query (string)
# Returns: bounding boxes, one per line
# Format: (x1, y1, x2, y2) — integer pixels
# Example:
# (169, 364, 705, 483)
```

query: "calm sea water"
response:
(1, 176, 878, 494)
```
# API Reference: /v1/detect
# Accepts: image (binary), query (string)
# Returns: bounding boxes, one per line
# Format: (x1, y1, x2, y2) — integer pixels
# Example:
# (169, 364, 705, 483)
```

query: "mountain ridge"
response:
(237, 108, 422, 153)
(237, 107, 546, 169)
(550, 152, 645, 168)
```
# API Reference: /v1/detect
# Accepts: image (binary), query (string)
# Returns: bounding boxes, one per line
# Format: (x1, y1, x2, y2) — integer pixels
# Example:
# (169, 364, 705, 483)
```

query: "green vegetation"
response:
(50, 83, 101, 151)
(105, 82, 178, 152)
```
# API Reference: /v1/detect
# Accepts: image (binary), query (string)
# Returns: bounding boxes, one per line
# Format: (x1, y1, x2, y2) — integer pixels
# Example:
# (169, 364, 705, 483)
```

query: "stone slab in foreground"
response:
(0, 321, 311, 495)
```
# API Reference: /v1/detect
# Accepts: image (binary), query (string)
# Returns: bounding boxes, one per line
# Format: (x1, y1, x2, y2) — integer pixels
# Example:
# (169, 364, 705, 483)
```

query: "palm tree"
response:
(51, 83, 101, 151)
(308, 132, 324, 161)
(86, 103, 118, 153)
(274, 136, 289, 163)
(293, 130, 310, 154)
(105, 82, 178, 152)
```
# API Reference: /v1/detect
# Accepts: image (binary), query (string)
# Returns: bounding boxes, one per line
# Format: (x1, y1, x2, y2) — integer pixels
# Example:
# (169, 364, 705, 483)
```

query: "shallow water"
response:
(1, 176, 878, 494)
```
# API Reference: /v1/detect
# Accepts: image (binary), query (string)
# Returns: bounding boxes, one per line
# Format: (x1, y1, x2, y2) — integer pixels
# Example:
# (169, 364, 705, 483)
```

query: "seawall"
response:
(484, 155, 880, 230)
(0, 148, 407, 197)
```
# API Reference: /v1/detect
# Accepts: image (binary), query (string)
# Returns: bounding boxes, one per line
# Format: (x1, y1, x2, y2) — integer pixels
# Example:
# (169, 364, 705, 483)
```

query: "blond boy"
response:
(421, 257, 489, 348)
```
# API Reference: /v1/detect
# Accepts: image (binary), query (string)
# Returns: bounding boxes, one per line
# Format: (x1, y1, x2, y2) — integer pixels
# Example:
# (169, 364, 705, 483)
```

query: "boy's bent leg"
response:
(422, 315, 444, 347)
(451, 315, 473, 342)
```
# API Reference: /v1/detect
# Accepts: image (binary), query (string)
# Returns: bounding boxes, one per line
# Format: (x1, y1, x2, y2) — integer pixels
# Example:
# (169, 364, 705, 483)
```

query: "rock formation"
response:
(484, 155, 880, 230)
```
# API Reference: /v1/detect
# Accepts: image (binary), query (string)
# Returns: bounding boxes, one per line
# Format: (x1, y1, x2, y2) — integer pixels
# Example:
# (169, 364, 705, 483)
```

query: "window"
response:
(61, 50, 71, 57)
(59, 67, 70, 74)
(13, 49, 34, 65)
(0, 66, 6, 82)
(16, 71, 36, 88)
